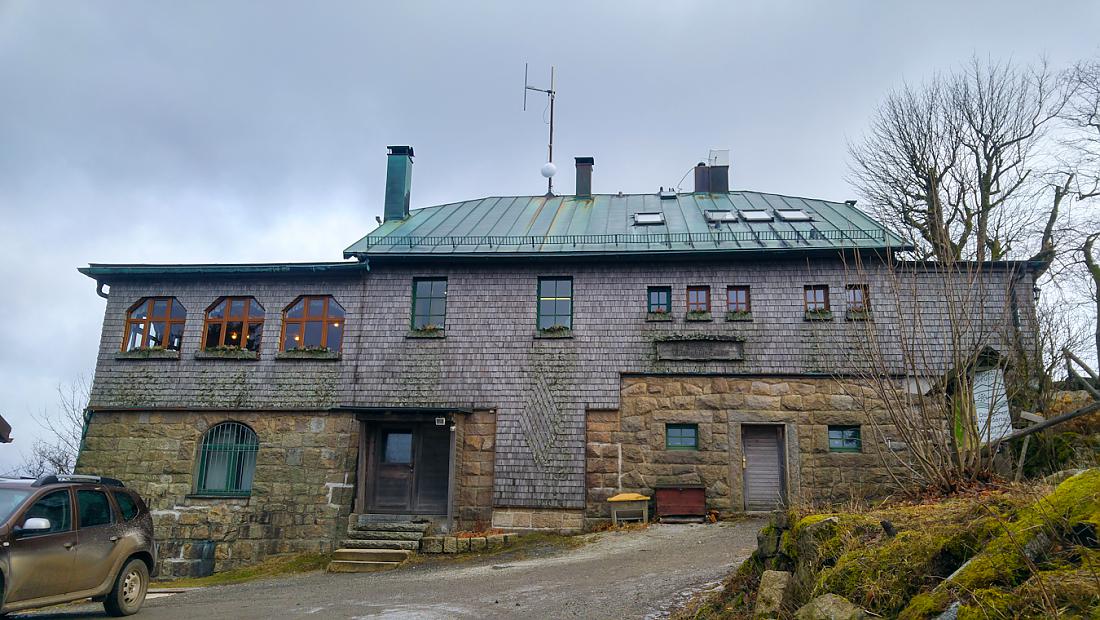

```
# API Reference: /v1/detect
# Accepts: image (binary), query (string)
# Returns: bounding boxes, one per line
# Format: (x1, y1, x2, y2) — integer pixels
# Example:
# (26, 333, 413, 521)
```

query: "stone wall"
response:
(491, 508, 585, 533)
(453, 409, 496, 528)
(585, 376, 900, 522)
(76, 410, 358, 576)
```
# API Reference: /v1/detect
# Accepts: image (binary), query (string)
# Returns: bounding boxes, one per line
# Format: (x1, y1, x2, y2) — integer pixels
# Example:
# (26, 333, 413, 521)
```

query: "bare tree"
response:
(6, 378, 90, 478)
(835, 255, 1029, 492)
(849, 57, 1067, 263)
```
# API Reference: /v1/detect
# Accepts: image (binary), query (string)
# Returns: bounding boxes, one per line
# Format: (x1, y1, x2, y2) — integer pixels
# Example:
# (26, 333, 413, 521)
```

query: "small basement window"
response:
(776, 209, 811, 221)
(666, 424, 699, 450)
(739, 210, 773, 222)
(704, 210, 737, 223)
(634, 212, 665, 225)
(828, 425, 862, 452)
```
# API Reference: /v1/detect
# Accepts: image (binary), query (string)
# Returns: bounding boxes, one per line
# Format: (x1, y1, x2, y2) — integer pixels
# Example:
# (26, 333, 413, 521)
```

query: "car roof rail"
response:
(32, 474, 125, 488)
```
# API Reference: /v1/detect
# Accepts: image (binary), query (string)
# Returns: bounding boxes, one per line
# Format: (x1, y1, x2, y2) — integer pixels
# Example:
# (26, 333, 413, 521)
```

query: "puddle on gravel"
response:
(643, 578, 726, 620)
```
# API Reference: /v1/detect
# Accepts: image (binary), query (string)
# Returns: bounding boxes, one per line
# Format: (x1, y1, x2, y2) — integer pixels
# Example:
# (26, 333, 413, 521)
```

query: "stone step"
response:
(340, 539, 419, 551)
(333, 548, 412, 563)
(345, 529, 425, 541)
(348, 517, 431, 533)
(327, 560, 401, 573)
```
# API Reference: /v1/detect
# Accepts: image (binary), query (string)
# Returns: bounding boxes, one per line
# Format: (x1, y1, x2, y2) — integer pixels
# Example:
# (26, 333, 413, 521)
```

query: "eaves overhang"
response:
(78, 261, 370, 283)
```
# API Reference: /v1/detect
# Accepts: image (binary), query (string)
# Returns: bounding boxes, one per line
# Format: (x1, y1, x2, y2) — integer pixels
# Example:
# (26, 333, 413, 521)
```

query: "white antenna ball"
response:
(540, 162, 557, 178)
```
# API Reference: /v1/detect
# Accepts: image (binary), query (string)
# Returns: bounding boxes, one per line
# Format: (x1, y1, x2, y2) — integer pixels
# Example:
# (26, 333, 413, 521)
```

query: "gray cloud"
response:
(1, 0, 1098, 469)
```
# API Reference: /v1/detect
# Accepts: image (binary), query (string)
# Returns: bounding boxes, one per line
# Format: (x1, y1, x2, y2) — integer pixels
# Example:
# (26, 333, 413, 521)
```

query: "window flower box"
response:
(195, 346, 259, 360)
(276, 347, 341, 361)
(408, 324, 446, 338)
(115, 347, 179, 360)
(536, 325, 573, 339)
(845, 309, 873, 321)
(646, 310, 673, 322)
(725, 310, 753, 322)
(685, 310, 712, 322)
(804, 310, 834, 321)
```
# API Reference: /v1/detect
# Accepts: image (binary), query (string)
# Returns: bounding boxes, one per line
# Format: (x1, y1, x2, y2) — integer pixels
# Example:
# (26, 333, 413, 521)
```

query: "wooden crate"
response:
(654, 486, 705, 517)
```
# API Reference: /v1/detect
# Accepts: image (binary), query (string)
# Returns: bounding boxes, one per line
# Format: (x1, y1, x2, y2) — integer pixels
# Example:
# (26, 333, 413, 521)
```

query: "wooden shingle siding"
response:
(87, 257, 1035, 509)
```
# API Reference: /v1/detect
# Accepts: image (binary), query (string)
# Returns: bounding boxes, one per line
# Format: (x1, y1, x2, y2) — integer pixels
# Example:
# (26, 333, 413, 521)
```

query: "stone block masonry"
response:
(585, 376, 902, 522)
(76, 410, 359, 576)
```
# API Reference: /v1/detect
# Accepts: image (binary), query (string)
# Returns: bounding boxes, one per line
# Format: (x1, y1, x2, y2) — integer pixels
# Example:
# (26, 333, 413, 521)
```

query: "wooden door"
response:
(742, 425, 786, 511)
(370, 428, 415, 512)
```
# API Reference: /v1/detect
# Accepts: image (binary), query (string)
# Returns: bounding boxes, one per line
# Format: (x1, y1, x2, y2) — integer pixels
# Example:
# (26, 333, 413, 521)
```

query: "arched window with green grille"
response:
(195, 422, 258, 496)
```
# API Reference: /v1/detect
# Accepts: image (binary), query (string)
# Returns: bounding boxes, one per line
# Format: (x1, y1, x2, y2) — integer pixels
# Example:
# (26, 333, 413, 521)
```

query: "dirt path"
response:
(18, 519, 763, 620)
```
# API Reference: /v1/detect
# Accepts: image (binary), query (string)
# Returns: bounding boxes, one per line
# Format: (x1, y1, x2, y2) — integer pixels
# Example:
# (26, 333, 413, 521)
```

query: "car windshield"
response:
(0, 489, 32, 523)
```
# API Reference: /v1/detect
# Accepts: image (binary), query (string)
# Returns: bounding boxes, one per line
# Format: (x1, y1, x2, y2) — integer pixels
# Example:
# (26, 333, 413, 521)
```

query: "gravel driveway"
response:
(17, 519, 763, 620)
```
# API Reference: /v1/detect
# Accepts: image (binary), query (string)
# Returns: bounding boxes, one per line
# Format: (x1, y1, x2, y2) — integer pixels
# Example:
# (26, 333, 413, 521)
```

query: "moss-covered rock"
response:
(898, 468, 1100, 618)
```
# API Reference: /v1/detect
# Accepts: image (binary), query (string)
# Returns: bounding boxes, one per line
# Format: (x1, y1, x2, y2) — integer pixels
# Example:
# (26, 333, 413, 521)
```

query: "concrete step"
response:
(345, 529, 424, 541)
(340, 538, 420, 551)
(333, 548, 412, 563)
(327, 560, 401, 573)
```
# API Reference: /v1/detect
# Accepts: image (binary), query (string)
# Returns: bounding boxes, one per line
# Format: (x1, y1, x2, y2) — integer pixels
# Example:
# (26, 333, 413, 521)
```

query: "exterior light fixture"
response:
(1032, 285, 1041, 302)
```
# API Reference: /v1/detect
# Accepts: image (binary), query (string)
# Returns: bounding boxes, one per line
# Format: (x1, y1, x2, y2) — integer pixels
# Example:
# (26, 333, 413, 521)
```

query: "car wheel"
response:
(103, 558, 149, 617)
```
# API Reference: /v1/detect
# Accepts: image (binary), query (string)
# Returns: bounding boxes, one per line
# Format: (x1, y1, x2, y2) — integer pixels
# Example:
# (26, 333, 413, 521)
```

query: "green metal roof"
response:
(344, 191, 910, 259)
(79, 261, 369, 280)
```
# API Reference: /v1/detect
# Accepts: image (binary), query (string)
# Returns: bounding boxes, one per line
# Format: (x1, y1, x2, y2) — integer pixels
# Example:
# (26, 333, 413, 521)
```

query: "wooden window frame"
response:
(804, 285, 829, 312)
(195, 421, 259, 497)
(727, 286, 751, 313)
(280, 295, 346, 352)
(846, 284, 870, 313)
(537, 277, 573, 330)
(647, 286, 672, 314)
(827, 425, 862, 453)
(410, 278, 448, 330)
(666, 423, 699, 450)
(686, 286, 711, 313)
(202, 296, 266, 352)
(121, 297, 187, 351)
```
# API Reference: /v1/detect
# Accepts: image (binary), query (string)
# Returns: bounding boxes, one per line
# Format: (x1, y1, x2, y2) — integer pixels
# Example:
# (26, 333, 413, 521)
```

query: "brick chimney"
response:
(383, 145, 414, 222)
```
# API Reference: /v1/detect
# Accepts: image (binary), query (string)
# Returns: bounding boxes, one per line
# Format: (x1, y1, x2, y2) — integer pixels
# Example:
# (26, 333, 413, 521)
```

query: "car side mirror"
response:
(14, 518, 51, 537)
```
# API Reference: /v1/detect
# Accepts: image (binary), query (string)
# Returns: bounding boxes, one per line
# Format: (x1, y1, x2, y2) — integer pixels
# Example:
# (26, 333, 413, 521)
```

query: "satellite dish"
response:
(541, 162, 557, 178)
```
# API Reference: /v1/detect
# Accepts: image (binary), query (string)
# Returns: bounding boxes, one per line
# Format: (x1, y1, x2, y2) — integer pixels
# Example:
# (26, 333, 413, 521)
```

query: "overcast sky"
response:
(1, 1, 1098, 471)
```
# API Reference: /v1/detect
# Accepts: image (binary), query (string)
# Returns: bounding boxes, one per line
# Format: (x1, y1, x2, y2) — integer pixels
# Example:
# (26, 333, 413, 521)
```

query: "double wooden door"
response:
(367, 423, 450, 514)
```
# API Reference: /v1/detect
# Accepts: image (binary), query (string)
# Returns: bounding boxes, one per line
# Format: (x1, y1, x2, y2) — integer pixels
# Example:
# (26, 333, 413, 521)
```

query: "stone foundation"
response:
(76, 410, 359, 576)
(585, 376, 900, 521)
(491, 508, 585, 532)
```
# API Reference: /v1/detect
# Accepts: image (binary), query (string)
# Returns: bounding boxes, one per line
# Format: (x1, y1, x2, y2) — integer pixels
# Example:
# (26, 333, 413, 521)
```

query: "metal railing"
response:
(357, 229, 888, 250)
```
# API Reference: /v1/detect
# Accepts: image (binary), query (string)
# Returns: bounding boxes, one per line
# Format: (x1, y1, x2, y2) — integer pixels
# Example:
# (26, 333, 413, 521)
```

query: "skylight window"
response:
(634, 212, 665, 225)
(704, 210, 737, 223)
(776, 209, 812, 222)
(739, 210, 773, 222)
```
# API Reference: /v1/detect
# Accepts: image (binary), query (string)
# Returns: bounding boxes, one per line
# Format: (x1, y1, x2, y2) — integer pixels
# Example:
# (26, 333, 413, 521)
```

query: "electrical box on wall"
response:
(435, 417, 447, 426)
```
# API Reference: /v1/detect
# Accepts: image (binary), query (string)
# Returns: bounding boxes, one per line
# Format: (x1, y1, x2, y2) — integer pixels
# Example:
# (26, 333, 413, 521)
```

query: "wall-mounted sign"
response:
(656, 336, 744, 361)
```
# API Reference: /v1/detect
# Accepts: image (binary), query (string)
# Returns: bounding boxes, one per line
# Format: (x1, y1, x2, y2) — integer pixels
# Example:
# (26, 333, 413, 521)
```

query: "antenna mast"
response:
(524, 63, 557, 195)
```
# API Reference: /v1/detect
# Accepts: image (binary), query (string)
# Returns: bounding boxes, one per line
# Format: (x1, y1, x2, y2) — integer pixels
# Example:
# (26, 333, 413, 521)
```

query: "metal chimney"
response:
(575, 157, 594, 198)
(383, 145, 414, 222)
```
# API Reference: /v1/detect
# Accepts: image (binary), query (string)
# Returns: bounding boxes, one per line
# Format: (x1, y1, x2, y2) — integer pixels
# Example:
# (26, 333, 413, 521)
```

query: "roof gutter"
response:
(78, 260, 370, 283)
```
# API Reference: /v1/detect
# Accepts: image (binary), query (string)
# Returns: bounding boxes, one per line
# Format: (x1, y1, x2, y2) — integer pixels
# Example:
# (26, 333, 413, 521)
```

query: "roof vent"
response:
(776, 209, 811, 222)
(634, 212, 665, 226)
(659, 187, 677, 200)
(739, 210, 773, 222)
(704, 210, 737, 223)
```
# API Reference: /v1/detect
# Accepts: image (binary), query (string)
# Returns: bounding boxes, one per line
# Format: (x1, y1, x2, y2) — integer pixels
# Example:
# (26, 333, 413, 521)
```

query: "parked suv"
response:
(0, 474, 156, 616)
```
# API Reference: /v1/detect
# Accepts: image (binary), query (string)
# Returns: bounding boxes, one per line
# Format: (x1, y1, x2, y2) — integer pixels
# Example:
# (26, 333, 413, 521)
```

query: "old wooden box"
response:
(654, 485, 705, 517)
